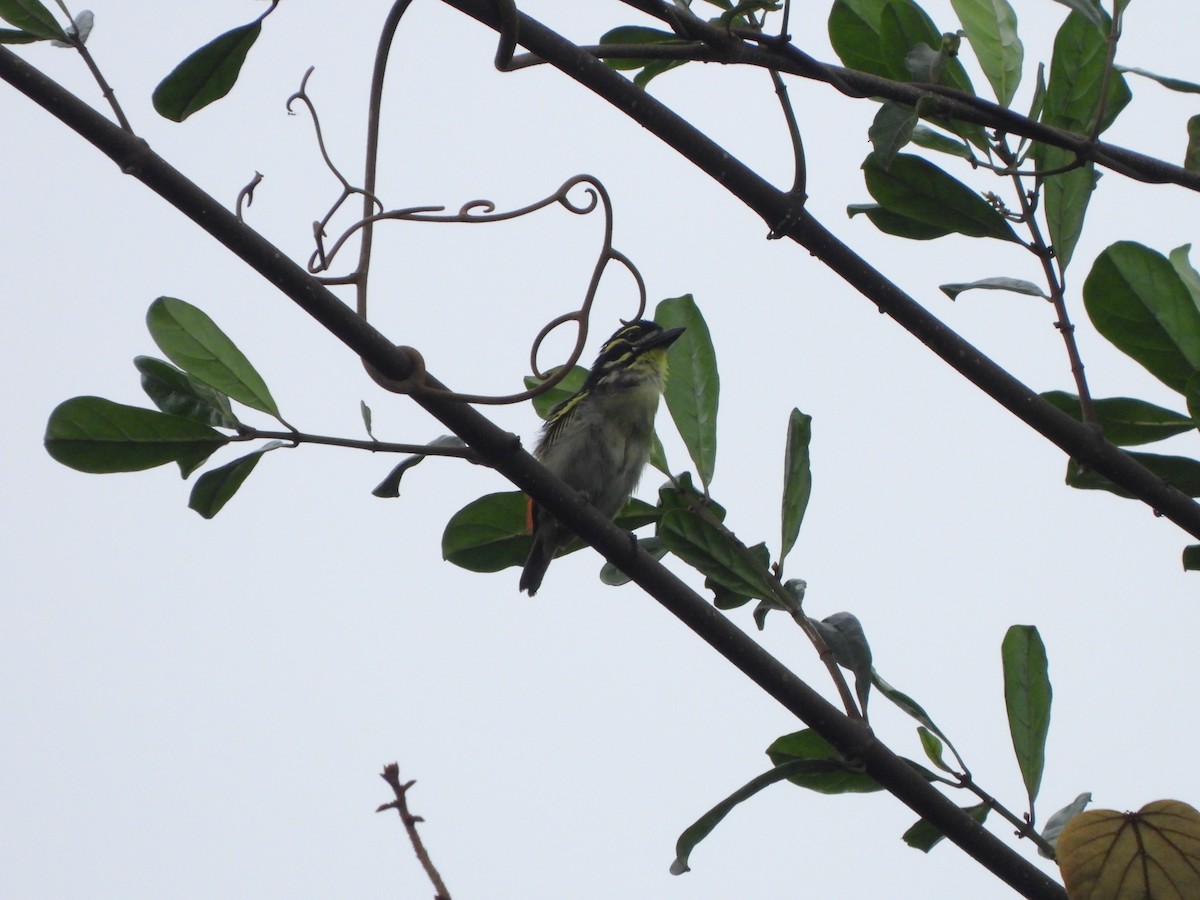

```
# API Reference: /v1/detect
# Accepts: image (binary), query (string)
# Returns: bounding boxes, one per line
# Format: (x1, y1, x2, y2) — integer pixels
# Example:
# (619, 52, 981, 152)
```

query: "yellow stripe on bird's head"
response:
(587, 320, 685, 385)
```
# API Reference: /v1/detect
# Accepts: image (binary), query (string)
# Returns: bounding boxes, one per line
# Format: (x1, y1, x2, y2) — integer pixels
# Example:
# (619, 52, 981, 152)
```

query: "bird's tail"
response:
(519, 534, 555, 596)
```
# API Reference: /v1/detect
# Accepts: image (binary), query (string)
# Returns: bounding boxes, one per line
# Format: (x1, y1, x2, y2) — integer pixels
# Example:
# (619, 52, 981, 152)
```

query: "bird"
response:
(519, 319, 685, 595)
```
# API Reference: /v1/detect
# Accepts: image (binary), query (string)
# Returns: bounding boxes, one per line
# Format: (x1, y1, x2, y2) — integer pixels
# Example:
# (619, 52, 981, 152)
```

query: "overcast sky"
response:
(4, 2, 1199, 898)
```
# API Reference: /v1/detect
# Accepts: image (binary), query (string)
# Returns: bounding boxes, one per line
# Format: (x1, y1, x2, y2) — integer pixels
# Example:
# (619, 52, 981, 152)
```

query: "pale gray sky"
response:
(4, 2, 1198, 898)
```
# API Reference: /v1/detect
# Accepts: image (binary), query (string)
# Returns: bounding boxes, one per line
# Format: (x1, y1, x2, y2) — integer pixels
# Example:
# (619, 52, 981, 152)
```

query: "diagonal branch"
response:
(442, 0, 1200, 547)
(0, 42, 1064, 900)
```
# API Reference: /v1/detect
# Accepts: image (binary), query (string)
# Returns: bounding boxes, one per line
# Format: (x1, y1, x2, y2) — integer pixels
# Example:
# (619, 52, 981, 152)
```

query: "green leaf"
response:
(1047, 0, 1105, 32)
(0, 26, 38, 42)
(372, 436, 468, 499)
(1002, 624, 1052, 809)
(940, 277, 1048, 300)
(1067, 452, 1200, 498)
(45, 396, 228, 474)
(1040, 391, 1193, 446)
(1036, 9, 1130, 269)
(904, 803, 990, 852)
(1116, 66, 1200, 95)
(1168, 244, 1200, 311)
(524, 365, 588, 421)
(658, 507, 776, 601)
(862, 153, 1019, 242)
(361, 401, 376, 440)
(442, 491, 536, 573)
(0, 0, 66, 40)
(709, 542, 773, 611)
(188, 443, 282, 519)
(1187, 116, 1200, 173)
(779, 409, 812, 568)
(146, 297, 281, 419)
(811, 612, 872, 714)
(847, 203, 952, 240)
(670, 758, 830, 876)
(766, 730, 883, 794)
(829, 0, 972, 94)
(597, 25, 690, 87)
(1083, 242, 1200, 393)
(917, 726, 953, 773)
(600, 536, 667, 586)
(441, 492, 658, 574)
(873, 672, 951, 743)
(656, 295, 719, 490)
(1183, 545, 1200, 571)
(152, 20, 262, 122)
(868, 101, 918, 168)
(909, 124, 972, 158)
(1040, 793, 1092, 857)
(1040, 150, 1098, 273)
(135, 356, 240, 429)
(951, 0, 1022, 106)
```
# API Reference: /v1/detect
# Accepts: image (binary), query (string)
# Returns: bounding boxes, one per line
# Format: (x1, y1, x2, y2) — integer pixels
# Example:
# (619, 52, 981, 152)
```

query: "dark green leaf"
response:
(868, 101, 918, 168)
(0, 0, 66, 40)
(940, 277, 1048, 300)
(597, 25, 690, 87)
(709, 542, 771, 611)
(1083, 242, 1200, 393)
(1067, 452, 1200, 498)
(904, 803, 990, 852)
(658, 507, 776, 601)
(1047, 0, 1105, 32)
(847, 202, 952, 240)
(45, 396, 228, 474)
(1002, 625, 1052, 809)
(1187, 116, 1200, 173)
(648, 430, 670, 478)
(670, 758, 829, 876)
(441, 492, 657, 573)
(1116, 66, 1200, 94)
(524, 365, 588, 421)
(443, 491, 538, 573)
(909, 124, 972, 158)
(863, 153, 1019, 242)
(600, 536, 667, 585)
(1040, 391, 1193, 446)
(0, 26, 37, 42)
(951, 0, 1022, 106)
(1036, 10, 1129, 269)
(135, 356, 239, 428)
(152, 21, 262, 122)
(146, 297, 281, 419)
(372, 436, 467, 499)
(188, 443, 282, 519)
(1183, 545, 1200, 571)
(766, 729, 883, 794)
(656, 295, 719, 490)
(1039, 149, 1098, 272)
(779, 408, 812, 568)
(1168, 244, 1200, 310)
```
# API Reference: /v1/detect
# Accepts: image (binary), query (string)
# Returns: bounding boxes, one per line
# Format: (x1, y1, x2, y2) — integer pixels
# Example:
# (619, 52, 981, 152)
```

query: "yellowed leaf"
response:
(1057, 799, 1200, 899)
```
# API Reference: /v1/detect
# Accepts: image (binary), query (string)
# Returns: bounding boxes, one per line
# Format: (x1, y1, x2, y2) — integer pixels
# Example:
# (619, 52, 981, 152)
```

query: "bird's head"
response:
(587, 319, 686, 388)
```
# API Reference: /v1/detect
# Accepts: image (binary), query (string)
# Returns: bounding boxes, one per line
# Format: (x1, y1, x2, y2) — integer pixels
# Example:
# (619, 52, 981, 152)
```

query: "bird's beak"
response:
(642, 326, 686, 351)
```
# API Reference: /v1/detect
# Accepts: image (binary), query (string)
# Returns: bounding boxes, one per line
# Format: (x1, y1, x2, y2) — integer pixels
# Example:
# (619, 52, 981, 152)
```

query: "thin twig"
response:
(376, 764, 452, 900)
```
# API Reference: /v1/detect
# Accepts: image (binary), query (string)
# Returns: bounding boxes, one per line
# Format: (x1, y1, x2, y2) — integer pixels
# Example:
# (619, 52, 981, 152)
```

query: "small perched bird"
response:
(520, 319, 685, 595)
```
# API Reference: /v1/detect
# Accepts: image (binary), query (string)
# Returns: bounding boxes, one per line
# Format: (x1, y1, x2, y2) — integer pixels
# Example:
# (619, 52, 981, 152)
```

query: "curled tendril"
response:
(280, 5, 647, 408)
(347, 175, 648, 405)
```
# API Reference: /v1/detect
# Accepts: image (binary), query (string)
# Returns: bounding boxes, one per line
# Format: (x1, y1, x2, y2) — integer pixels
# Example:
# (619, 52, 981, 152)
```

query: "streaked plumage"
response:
(520, 319, 684, 595)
